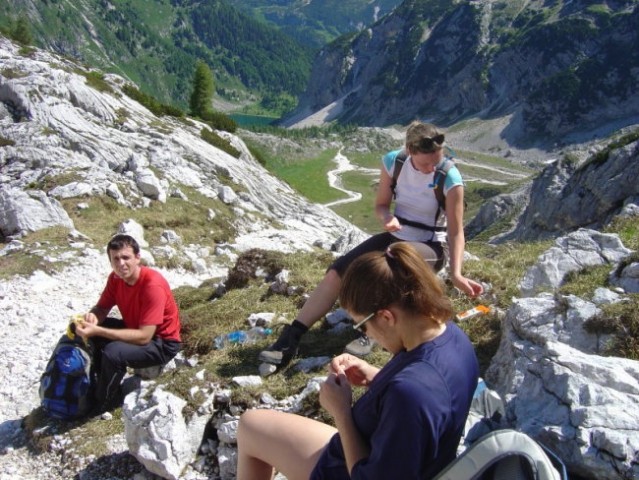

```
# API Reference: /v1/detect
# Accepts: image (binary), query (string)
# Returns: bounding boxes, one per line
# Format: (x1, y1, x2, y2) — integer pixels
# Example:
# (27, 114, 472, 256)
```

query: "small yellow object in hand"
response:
(67, 314, 85, 340)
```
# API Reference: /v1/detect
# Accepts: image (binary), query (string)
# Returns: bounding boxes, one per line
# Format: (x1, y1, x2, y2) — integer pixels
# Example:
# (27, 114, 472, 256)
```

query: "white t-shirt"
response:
(382, 149, 463, 243)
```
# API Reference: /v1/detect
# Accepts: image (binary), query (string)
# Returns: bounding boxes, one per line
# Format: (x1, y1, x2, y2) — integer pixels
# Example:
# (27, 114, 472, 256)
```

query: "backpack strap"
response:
(432, 157, 455, 223)
(393, 215, 446, 232)
(390, 150, 408, 199)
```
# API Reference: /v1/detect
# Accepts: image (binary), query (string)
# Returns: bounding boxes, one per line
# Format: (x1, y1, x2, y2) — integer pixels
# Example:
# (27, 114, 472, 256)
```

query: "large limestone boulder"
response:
(519, 229, 633, 296)
(122, 386, 209, 480)
(0, 187, 74, 237)
(486, 294, 639, 479)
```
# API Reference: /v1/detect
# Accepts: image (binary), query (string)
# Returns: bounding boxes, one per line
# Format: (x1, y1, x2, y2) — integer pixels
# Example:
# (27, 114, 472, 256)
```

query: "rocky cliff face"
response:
(0, 36, 364, 258)
(465, 132, 639, 243)
(285, 0, 639, 146)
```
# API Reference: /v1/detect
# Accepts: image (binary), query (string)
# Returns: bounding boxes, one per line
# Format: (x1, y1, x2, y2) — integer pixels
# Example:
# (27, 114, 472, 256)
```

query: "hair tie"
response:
(385, 247, 396, 260)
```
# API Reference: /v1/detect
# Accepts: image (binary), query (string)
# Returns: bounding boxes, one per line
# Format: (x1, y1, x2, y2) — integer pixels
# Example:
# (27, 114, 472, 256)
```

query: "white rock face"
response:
(0, 187, 74, 237)
(519, 229, 633, 296)
(123, 386, 209, 480)
(0, 36, 365, 254)
(488, 231, 639, 480)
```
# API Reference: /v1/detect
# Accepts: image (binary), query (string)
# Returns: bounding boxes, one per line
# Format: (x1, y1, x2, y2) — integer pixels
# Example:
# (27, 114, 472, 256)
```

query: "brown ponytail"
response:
(339, 243, 452, 324)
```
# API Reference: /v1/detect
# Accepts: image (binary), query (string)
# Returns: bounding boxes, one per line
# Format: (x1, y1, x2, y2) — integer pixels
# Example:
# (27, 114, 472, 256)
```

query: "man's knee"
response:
(133, 364, 164, 380)
(101, 341, 133, 370)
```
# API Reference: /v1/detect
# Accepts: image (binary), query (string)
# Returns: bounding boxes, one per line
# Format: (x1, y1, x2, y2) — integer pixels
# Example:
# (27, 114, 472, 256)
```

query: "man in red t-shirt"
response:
(76, 234, 181, 414)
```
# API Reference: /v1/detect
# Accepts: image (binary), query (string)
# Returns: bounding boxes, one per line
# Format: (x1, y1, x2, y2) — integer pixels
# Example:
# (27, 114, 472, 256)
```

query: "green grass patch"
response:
(559, 265, 611, 298)
(77, 70, 116, 95)
(269, 148, 345, 204)
(319, 150, 381, 233)
(60, 186, 238, 251)
(462, 240, 553, 310)
(585, 295, 639, 360)
(330, 170, 379, 234)
(200, 128, 240, 158)
(0, 136, 16, 147)
(604, 215, 639, 251)
(176, 249, 335, 357)
(1, 67, 29, 79)
(0, 226, 76, 280)
(27, 171, 85, 191)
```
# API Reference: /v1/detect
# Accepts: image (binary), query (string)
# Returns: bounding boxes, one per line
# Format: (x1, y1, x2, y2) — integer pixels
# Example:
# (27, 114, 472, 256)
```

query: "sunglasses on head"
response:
(418, 134, 445, 152)
(353, 311, 376, 333)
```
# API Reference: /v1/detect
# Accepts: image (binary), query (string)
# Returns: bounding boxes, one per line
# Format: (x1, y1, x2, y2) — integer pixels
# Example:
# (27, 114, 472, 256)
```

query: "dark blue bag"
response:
(39, 334, 93, 420)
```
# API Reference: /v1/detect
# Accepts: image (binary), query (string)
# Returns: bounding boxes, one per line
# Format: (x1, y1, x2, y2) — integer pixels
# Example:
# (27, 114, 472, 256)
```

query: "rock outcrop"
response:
(0, 37, 366, 258)
(467, 138, 639, 243)
(486, 230, 639, 480)
(519, 229, 633, 297)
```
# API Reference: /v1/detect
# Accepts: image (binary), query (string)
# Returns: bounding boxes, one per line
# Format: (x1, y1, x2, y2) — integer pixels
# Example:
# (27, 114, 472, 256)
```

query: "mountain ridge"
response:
(0, 0, 314, 109)
(285, 0, 639, 148)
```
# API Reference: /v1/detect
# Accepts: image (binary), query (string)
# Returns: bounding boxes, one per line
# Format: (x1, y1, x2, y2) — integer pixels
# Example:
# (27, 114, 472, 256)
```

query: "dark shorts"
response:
(330, 232, 447, 277)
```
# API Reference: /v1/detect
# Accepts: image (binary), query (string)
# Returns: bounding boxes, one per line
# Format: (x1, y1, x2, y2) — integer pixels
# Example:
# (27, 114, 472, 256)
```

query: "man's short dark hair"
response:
(107, 234, 141, 256)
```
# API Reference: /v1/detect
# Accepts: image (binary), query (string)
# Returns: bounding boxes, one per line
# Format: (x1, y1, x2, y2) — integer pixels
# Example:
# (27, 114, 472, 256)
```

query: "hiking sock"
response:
(290, 319, 309, 337)
(258, 320, 308, 366)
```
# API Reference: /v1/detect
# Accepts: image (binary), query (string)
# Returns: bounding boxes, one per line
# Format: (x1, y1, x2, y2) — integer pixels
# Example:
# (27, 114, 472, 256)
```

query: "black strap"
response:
(390, 150, 407, 199)
(432, 157, 454, 223)
(394, 215, 446, 232)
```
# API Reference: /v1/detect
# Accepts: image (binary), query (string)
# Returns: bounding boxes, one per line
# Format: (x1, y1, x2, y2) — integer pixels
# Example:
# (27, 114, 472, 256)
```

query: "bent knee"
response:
(237, 409, 268, 449)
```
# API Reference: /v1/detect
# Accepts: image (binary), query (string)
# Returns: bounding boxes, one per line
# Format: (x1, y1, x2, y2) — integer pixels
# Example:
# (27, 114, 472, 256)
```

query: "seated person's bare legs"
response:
(237, 409, 337, 480)
(297, 268, 342, 328)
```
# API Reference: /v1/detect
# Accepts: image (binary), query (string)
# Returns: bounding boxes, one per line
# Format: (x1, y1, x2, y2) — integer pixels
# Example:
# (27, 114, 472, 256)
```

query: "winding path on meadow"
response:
(324, 149, 532, 203)
(324, 149, 378, 208)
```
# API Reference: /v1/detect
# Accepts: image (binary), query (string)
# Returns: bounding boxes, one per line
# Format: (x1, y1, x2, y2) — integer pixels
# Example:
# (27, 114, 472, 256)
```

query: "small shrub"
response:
(81, 71, 115, 95)
(225, 248, 286, 290)
(17, 46, 36, 57)
(0, 136, 15, 147)
(585, 295, 639, 360)
(584, 128, 639, 168)
(122, 84, 184, 118)
(200, 127, 241, 158)
(200, 110, 238, 133)
(1, 67, 29, 79)
(115, 107, 129, 125)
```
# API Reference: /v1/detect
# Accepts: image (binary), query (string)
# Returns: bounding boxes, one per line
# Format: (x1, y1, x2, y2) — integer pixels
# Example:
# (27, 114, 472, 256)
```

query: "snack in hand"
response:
(67, 314, 85, 340)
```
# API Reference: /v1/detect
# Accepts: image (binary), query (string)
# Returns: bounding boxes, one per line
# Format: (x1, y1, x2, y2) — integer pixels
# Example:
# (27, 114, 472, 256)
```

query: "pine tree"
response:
(12, 16, 33, 46)
(189, 61, 215, 118)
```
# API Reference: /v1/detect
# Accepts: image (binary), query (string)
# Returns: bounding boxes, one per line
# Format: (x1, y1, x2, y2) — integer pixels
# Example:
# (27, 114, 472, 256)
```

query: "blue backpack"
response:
(39, 334, 94, 420)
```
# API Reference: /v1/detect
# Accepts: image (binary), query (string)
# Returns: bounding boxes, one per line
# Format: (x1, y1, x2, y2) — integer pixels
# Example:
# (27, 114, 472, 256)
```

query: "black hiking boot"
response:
(258, 324, 302, 367)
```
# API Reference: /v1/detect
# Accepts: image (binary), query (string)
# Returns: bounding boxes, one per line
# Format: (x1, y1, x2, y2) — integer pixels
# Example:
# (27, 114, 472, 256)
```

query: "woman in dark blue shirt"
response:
(237, 242, 479, 479)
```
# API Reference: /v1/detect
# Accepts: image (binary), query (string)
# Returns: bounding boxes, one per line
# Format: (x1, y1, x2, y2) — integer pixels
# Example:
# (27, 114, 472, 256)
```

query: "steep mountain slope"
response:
(0, 35, 361, 253)
(285, 0, 639, 147)
(0, 0, 313, 108)
(225, 0, 403, 48)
